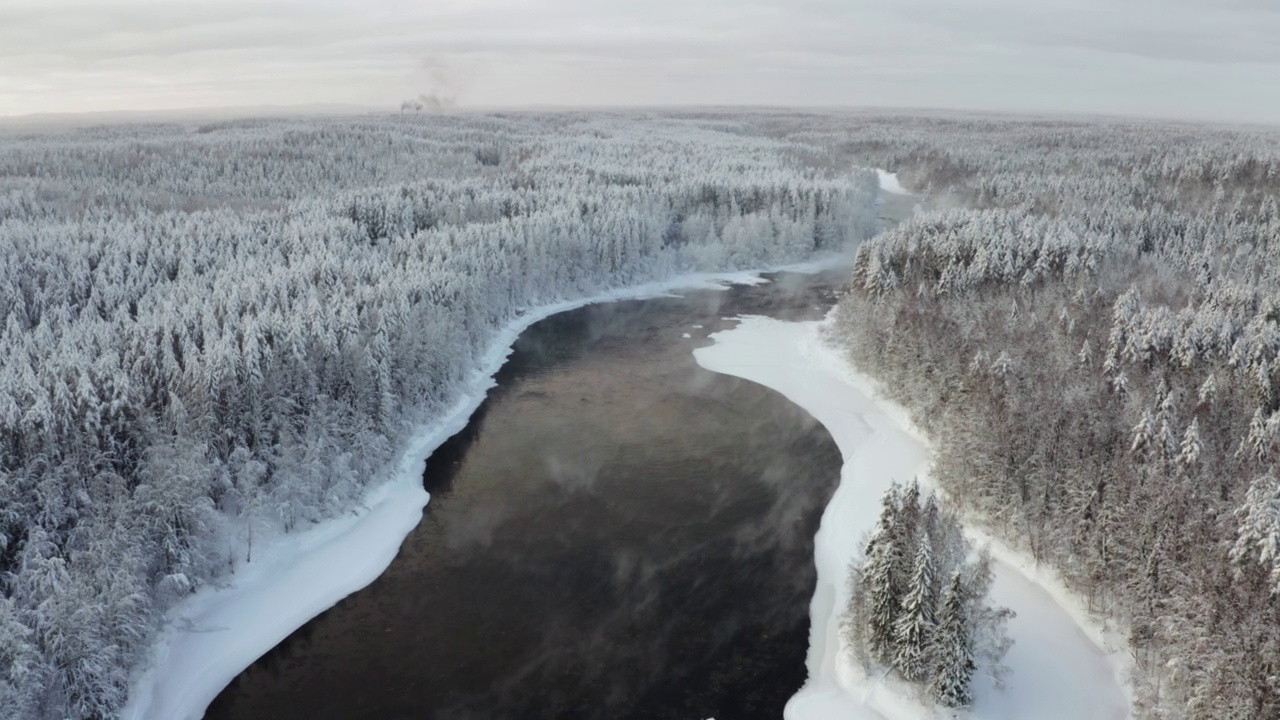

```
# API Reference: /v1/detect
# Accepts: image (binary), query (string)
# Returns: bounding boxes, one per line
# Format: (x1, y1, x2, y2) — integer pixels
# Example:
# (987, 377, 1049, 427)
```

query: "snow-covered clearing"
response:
(693, 315, 1132, 720)
(120, 261, 849, 720)
(876, 169, 911, 195)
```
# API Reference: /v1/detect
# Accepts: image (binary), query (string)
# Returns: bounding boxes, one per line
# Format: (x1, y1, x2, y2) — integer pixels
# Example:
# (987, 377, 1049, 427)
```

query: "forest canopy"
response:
(0, 112, 878, 719)
(817, 111, 1280, 719)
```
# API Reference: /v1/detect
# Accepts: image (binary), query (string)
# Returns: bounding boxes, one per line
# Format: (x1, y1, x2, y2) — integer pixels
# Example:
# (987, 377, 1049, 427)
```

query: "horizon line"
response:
(2, 101, 1277, 133)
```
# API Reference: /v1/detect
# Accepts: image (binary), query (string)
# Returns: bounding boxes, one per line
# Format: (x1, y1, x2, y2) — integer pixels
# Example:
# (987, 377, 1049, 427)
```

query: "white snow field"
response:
(119, 264, 841, 720)
(693, 315, 1132, 720)
(876, 169, 911, 195)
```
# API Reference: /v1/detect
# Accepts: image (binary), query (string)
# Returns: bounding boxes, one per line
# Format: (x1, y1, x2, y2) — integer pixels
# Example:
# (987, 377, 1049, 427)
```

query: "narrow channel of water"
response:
(204, 270, 848, 720)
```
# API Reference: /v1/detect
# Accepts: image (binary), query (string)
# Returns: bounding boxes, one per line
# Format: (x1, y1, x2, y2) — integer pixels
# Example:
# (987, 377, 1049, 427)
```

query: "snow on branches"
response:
(844, 481, 1012, 709)
(827, 110, 1280, 718)
(0, 112, 879, 720)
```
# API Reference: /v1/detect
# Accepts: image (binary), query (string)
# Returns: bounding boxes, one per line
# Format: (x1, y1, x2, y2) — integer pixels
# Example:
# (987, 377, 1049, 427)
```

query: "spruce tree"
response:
(1130, 410, 1155, 460)
(1177, 418, 1202, 470)
(894, 479, 922, 595)
(892, 534, 937, 681)
(899, 479, 922, 544)
(864, 485, 904, 663)
(931, 572, 976, 708)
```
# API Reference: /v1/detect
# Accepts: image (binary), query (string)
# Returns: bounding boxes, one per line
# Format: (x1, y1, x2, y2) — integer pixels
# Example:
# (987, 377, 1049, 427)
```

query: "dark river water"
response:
(205, 269, 849, 720)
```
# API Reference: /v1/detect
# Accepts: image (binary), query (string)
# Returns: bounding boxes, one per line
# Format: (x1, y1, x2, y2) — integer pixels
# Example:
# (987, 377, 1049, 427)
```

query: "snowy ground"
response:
(693, 315, 1132, 720)
(119, 261, 846, 720)
(876, 169, 911, 195)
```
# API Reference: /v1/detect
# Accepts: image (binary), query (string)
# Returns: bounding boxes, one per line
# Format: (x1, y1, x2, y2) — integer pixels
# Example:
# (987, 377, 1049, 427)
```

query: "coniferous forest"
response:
(0, 112, 877, 719)
(4, 109, 1280, 719)
(822, 113, 1280, 718)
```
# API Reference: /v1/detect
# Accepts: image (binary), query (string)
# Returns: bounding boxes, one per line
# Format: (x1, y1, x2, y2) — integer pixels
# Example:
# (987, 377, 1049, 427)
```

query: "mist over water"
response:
(205, 270, 847, 720)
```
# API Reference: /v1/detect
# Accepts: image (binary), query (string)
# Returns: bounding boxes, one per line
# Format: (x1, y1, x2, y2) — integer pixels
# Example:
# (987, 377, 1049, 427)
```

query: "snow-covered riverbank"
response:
(875, 169, 911, 195)
(121, 264, 846, 720)
(122, 170, 894, 720)
(693, 315, 1132, 720)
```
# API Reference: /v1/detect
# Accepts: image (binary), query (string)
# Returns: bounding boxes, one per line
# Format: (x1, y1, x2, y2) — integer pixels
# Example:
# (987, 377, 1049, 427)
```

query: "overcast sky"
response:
(3, 0, 1279, 123)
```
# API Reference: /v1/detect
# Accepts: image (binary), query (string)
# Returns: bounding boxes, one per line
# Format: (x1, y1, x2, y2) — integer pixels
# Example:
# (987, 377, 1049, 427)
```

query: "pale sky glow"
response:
(2, 0, 1279, 123)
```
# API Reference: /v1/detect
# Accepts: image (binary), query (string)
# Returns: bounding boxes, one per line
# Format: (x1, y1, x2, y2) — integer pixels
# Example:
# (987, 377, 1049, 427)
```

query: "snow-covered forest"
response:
(843, 481, 1012, 709)
(0, 112, 878, 720)
(8, 107, 1280, 720)
(819, 113, 1280, 718)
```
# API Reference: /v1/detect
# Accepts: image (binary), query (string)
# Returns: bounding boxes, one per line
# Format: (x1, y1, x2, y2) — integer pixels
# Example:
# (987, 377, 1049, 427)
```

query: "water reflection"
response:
(205, 271, 847, 720)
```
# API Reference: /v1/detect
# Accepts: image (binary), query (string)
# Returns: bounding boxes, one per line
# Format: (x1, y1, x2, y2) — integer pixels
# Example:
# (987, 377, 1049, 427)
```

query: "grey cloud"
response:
(1, 0, 1278, 123)
(882, 0, 1280, 64)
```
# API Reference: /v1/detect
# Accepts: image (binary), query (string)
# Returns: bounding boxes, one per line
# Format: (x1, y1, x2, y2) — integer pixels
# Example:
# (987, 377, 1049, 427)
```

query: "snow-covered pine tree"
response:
(899, 479, 922, 543)
(1130, 410, 1156, 461)
(1245, 407, 1270, 464)
(1230, 473, 1280, 591)
(1177, 418, 1202, 471)
(1155, 389, 1179, 463)
(930, 572, 976, 708)
(892, 532, 937, 681)
(892, 479, 923, 600)
(1197, 373, 1217, 407)
(864, 484, 905, 663)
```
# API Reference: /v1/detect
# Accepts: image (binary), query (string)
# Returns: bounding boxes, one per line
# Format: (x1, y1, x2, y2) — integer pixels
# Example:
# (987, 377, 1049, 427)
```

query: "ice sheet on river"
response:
(694, 315, 1132, 720)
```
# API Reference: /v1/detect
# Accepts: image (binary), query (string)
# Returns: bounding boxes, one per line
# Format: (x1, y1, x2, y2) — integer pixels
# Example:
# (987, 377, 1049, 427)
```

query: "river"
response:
(204, 268, 851, 720)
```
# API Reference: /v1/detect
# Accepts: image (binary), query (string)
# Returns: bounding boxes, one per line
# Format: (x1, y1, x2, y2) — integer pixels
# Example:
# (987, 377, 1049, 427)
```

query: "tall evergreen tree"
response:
(1177, 418, 1203, 470)
(893, 479, 923, 593)
(899, 479, 922, 543)
(1130, 410, 1155, 460)
(892, 533, 937, 681)
(864, 485, 905, 663)
(930, 572, 976, 709)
